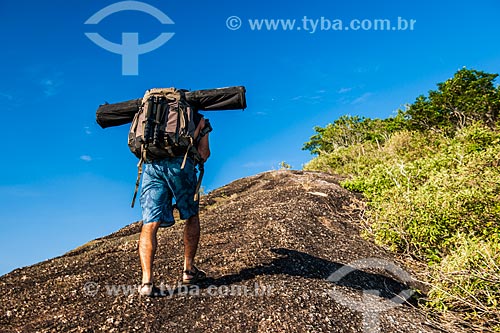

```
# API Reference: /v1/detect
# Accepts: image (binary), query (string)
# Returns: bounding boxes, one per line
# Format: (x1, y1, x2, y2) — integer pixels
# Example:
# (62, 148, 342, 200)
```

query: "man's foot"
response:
(182, 266, 206, 285)
(138, 282, 162, 297)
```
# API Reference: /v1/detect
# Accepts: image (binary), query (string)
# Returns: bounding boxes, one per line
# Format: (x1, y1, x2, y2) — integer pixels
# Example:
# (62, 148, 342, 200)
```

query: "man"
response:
(138, 116, 210, 297)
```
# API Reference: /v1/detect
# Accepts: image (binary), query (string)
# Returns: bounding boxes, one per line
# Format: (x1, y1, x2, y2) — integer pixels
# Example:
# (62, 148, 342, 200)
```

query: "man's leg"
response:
(139, 221, 161, 284)
(183, 214, 200, 273)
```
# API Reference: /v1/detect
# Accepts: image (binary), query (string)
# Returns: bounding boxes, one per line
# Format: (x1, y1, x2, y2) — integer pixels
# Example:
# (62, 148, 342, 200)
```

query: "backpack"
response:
(129, 87, 206, 207)
(128, 87, 200, 163)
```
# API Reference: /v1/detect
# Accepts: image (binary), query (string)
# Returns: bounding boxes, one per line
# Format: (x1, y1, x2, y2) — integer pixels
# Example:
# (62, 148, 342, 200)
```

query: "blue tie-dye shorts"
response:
(140, 156, 199, 227)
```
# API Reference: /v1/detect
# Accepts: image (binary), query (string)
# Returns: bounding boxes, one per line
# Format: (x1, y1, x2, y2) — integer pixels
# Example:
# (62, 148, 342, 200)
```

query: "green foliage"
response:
(428, 235, 500, 327)
(367, 126, 499, 256)
(278, 161, 292, 170)
(304, 68, 500, 331)
(406, 68, 500, 133)
(302, 113, 407, 155)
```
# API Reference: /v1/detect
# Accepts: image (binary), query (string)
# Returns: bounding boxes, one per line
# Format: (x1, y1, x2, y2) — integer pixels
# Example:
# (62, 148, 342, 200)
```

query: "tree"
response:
(405, 68, 500, 133)
(303, 114, 406, 154)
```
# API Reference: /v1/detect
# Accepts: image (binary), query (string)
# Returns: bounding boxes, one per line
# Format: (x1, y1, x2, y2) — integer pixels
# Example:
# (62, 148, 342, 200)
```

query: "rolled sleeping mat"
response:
(185, 86, 246, 111)
(96, 98, 142, 128)
(95, 86, 246, 129)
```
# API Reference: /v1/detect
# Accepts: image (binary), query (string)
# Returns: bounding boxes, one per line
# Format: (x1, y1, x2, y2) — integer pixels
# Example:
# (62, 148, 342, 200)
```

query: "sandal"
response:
(182, 266, 207, 285)
(138, 282, 162, 297)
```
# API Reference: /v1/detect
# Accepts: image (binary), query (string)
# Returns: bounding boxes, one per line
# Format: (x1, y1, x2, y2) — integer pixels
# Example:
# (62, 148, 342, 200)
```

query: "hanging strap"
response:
(193, 162, 204, 202)
(131, 146, 147, 208)
(180, 136, 194, 170)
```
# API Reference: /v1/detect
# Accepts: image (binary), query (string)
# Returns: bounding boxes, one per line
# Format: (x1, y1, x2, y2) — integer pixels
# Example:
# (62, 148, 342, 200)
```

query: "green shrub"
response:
(428, 235, 500, 329)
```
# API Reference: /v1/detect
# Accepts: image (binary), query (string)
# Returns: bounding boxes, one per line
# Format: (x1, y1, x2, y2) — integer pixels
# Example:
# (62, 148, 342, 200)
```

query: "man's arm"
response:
(195, 118, 210, 162)
(198, 133, 210, 162)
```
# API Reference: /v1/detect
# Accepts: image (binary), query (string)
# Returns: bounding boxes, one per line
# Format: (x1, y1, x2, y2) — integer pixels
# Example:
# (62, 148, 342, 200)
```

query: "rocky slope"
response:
(0, 170, 447, 332)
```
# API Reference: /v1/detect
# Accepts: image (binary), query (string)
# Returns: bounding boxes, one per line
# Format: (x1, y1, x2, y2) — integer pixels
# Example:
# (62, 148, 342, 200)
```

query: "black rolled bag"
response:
(96, 86, 246, 129)
(184, 86, 246, 111)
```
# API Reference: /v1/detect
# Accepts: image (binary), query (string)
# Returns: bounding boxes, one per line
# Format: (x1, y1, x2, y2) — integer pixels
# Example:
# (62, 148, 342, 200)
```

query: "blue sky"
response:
(1, 0, 500, 276)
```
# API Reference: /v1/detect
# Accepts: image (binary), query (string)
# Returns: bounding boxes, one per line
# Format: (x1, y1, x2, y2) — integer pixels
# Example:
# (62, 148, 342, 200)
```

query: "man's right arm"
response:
(195, 118, 210, 162)
(198, 133, 210, 163)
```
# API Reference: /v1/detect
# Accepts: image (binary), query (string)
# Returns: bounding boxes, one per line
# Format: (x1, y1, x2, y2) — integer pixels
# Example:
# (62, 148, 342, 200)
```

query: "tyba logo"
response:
(84, 1, 175, 75)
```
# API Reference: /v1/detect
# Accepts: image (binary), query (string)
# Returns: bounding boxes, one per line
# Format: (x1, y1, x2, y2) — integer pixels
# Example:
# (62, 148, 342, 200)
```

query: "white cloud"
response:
(39, 73, 64, 97)
(351, 92, 373, 105)
(354, 65, 381, 74)
(0, 92, 13, 100)
(242, 160, 277, 169)
(290, 94, 323, 104)
(354, 67, 369, 74)
(80, 155, 92, 162)
(338, 87, 353, 94)
(84, 127, 92, 135)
